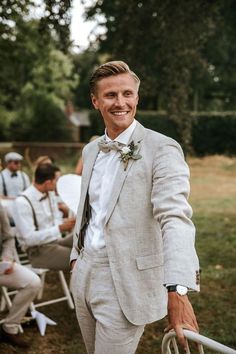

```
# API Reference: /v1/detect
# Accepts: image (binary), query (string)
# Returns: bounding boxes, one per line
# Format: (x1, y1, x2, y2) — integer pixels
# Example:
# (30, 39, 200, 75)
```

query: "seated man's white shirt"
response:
(0, 168, 30, 197)
(85, 119, 137, 252)
(13, 185, 62, 250)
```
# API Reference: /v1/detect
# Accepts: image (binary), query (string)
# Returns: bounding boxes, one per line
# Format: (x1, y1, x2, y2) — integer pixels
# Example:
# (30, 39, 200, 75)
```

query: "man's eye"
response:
(106, 93, 115, 97)
(125, 91, 132, 96)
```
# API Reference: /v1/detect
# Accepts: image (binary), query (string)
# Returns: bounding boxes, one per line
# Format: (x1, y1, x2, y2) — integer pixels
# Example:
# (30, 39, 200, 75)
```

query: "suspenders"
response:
(0, 172, 7, 196)
(0, 171, 27, 197)
(21, 195, 39, 231)
(21, 172, 27, 191)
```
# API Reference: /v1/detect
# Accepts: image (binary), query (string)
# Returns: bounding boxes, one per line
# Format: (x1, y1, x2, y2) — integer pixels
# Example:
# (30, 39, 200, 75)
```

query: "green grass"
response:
(1, 156, 236, 353)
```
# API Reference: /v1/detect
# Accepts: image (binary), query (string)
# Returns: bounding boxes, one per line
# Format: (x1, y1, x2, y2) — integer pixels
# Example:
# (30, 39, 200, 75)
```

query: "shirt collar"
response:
(105, 119, 137, 145)
(5, 168, 18, 176)
(30, 185, 46, 201)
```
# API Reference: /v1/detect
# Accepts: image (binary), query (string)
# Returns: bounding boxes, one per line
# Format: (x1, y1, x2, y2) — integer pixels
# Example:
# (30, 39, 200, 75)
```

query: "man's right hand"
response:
(59, 217, 76, 232)
(70, 260, 76, 272)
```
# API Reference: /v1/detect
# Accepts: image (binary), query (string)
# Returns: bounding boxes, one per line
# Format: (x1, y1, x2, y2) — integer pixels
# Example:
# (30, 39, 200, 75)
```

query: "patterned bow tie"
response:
(98, 139, 124, 153)
(11, 172, 18, 178)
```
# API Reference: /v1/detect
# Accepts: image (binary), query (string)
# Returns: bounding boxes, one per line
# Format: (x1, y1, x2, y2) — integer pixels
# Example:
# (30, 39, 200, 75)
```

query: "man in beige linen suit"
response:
(70, 61, 200, 354)
(0, 202, 41, 348)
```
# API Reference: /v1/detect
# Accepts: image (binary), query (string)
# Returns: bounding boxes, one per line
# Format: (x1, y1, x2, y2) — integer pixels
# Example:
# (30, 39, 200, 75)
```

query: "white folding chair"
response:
(162, 329, 236, 354)
(0, 286, 24, 333)
(0, 247, 74, 330)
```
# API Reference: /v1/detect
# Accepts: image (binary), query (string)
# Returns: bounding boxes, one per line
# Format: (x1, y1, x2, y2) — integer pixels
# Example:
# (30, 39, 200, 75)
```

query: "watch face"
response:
(176, 285, 188, 296)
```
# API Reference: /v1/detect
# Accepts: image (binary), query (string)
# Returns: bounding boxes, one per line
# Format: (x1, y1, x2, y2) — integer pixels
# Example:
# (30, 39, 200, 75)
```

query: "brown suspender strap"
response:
(0, 172, 8, 196)
(21, 195, 39, 231)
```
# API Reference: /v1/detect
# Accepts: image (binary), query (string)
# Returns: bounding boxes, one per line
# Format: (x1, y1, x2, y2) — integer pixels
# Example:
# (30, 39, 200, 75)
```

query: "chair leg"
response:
(0, 287, 23, 333)
(0, 294, 7, 312)
(37, 272, 46, 300)
(58, 271, 74, 310)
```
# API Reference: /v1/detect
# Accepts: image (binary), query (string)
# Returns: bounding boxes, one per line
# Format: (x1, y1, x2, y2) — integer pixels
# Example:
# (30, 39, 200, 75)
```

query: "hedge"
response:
(89, 110, 236, 156)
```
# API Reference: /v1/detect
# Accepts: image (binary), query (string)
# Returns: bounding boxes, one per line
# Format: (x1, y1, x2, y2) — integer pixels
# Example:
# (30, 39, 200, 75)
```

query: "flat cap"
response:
(5, 152, 23, 162)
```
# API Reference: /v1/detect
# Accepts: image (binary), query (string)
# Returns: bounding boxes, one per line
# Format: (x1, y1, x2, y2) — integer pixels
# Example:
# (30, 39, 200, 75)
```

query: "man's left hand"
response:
(165, 292, 199, 350)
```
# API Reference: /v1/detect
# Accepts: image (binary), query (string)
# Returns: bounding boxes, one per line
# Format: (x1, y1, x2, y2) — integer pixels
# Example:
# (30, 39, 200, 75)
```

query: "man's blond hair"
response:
(90, 61, 140, 95)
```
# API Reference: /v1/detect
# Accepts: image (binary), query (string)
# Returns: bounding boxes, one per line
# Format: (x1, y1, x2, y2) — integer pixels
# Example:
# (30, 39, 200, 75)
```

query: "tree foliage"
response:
(82, 0, 234, 152)
(0, 0, 77, 141)
(39, 0, 72, 53)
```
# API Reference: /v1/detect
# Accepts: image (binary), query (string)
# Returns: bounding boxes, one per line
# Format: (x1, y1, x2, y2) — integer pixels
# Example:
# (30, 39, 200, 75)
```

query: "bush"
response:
(89, 110, 236, 156)
(9, 93, 71, 142)
(89, 110, 180, 142)
(192, 114, 236, 156)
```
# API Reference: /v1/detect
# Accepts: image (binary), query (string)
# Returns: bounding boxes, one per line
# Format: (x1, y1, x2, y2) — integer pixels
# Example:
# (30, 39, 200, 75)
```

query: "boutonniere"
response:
(119, 141, 142, 171)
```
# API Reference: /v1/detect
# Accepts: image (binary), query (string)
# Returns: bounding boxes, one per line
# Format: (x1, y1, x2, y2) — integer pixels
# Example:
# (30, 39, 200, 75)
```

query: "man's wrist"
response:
(167, 284, 188, 296)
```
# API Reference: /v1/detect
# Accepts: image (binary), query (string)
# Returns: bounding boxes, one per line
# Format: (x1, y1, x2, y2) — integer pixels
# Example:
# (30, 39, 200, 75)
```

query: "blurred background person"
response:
(0, 152, 30, 200)
(0, 202, 41, 348)
(13, 164, 75, 271)
(75, 135, 100, 175)
(33, 156, 54, 169)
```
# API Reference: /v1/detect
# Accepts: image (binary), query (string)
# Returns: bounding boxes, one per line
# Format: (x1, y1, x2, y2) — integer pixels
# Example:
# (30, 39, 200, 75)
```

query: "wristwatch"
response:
(167, 285, 188, 296)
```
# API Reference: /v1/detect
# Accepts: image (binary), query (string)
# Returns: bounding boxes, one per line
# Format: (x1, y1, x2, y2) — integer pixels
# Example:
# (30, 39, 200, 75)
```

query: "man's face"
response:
(91, 73, 139, 138)
(7, 160, 21, 172)
(44, 177, 57, 192)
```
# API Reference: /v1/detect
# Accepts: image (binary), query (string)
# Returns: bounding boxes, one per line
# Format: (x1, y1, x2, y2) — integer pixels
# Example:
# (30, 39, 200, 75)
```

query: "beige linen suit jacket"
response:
(71, 121, 200, 326)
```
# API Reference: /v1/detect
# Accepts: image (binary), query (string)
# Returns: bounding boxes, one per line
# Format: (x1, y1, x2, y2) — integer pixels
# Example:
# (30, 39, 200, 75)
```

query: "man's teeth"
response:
(112, 111, 128, 115)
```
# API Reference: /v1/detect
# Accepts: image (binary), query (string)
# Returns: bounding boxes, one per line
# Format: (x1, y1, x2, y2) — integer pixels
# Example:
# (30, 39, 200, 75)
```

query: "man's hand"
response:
(165, 292, 199, 350)
(59, 217, 76, 233)
(1, 260, 14, 275)
(70, 260, 76, 272)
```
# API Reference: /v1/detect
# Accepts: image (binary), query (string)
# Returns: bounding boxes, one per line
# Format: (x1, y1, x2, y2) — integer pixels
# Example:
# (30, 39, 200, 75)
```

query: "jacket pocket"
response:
(136, 253, 163, 270)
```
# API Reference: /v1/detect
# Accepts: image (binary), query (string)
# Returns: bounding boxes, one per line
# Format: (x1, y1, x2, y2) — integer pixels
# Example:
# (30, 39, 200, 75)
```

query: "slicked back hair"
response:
(35, 164, 58, 184)
(90, 61, 140, 95)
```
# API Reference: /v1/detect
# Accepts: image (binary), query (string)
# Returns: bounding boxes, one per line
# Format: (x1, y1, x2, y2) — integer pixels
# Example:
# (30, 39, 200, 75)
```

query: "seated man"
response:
(13, 164, 75, 271)
(0, 202, 41, 348)
(0, 152, 30, 200)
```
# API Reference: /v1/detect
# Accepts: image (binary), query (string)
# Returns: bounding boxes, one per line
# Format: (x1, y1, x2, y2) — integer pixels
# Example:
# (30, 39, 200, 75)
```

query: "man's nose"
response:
(115, 94, 125, 106)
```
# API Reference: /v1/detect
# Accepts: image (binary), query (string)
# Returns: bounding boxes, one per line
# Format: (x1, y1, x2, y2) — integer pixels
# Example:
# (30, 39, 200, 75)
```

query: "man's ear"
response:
(91, 94, 99, 110)
(44, 180, 50, 191)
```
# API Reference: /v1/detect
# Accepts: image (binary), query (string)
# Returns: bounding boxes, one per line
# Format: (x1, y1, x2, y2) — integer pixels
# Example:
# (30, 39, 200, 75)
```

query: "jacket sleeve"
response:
(151, 140, 200, 291)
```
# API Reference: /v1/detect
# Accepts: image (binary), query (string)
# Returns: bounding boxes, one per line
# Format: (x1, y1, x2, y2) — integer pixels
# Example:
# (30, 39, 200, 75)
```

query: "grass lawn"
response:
(1, 155, 236, 353)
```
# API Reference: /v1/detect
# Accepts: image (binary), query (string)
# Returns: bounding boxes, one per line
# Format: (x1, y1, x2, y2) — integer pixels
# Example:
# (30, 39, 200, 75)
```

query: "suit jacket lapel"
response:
(105, 122, 146, 224)
(78, 140, 100, 217)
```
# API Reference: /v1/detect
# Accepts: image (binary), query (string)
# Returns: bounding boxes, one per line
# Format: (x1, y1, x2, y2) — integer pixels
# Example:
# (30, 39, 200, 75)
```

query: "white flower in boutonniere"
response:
(119, 141, 142, 171)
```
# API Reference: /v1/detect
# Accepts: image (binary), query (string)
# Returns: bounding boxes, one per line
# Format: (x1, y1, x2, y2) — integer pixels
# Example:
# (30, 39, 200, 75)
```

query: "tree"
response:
(38, 0, 72, 53)
(10, 48, 78, 141)
(0, 0, 76, 141)
(82, 0, 223, 152)
(72, 49, 102, 109)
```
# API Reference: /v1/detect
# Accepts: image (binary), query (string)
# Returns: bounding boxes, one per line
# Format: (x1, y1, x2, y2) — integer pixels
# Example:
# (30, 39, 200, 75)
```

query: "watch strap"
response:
(167, 285, 177, 292)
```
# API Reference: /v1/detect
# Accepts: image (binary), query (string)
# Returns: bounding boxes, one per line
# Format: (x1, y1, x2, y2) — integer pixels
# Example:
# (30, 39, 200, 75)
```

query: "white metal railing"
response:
(162, 330, 236, 354)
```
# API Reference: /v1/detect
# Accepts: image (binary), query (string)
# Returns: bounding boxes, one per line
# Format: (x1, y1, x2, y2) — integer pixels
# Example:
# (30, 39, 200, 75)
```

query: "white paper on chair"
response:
(57, 174, 81, 215)
(31, 310, 57, 336)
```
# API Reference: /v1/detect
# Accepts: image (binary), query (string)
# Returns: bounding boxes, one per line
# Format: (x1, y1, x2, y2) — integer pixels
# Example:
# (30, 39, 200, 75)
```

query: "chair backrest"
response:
(162, 330, 236, 354)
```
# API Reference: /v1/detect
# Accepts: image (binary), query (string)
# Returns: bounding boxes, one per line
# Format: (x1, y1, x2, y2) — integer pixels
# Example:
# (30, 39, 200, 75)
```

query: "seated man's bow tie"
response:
(11, 172, 18, 177)
(39, 193, 48, 202)
(98, 139, 124, 153)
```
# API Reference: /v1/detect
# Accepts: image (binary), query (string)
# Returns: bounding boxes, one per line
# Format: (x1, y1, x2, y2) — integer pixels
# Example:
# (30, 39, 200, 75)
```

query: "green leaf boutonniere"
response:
(119, 141, 142, 171)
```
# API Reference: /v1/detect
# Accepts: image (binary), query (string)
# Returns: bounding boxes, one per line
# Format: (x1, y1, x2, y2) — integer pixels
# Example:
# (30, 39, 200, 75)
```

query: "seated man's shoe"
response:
(0, 326, 30, 348)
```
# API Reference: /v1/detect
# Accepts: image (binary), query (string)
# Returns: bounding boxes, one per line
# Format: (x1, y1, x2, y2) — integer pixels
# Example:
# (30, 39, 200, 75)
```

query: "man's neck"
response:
(7, 167, 19, 173)
(33, 183, 46, 194)
(106, 120, 135, 140)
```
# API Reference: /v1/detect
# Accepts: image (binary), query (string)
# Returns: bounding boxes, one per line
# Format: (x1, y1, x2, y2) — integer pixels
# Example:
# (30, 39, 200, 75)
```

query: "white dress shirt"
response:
(13, 185, 62, 250)
(85, 119, 137, 252)
(0, 168, 30, 198)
